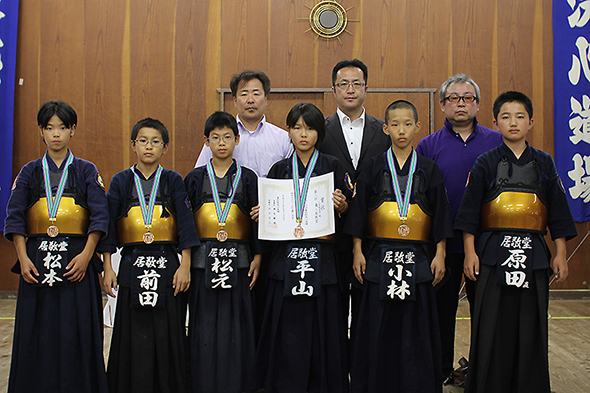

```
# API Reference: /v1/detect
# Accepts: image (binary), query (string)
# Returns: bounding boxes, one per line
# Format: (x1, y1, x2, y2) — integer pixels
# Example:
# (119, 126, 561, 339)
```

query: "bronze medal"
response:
(216, 229, 228, 242)
(47, 224, 59, 238)
(398, 223, 410, 237)
(143, 231, 155, 244)
(293, 225, 305, 238)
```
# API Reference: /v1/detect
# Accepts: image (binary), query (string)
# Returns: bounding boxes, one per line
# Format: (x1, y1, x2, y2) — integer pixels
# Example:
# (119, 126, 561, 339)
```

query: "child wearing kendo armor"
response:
(101, 117, 199, 393)
(346, 100, 453, 393)
(254, 103, 351, 393)
(4, 100, 109, 393)
(455, 91, 577, 393)
(184, 111, 262, 393)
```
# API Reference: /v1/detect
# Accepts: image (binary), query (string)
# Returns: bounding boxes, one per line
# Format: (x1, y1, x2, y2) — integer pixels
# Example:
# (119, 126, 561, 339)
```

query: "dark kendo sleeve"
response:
(242, 167, 263, 255)
(184, 166, 206, 212)
(539, 152, 578, 241)
(79, 159, 109, 238)
(421, 157, 454, 244)
(98, 170, 127, 254)
(343, 154, 383, 240)
(169, 170, 200, 251)
(454, 152, 493, 236)
(4, 161, 36, 241)
(266, 158, 290, 180)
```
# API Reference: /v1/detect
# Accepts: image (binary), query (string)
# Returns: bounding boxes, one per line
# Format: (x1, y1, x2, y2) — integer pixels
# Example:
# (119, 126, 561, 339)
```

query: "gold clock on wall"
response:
(302, 1, 358, 45)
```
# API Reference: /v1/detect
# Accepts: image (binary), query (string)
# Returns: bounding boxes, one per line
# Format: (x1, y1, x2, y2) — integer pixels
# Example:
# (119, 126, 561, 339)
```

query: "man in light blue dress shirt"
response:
(195, 69, 293, 177)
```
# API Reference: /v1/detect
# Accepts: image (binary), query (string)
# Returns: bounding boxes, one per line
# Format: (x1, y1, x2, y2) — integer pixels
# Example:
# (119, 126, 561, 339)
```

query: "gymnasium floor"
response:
(444, 297, 590, 393)
(0, 297, 588, 392)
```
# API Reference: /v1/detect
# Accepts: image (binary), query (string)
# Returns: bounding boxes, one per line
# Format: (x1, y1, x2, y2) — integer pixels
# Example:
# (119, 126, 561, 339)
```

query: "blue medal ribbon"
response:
(292, 150, 319, 228)
(386, 148, 417, 221)
(205, 161, 242, 232)
(132, 165, 164, 234)
(42, 151, 75, 226)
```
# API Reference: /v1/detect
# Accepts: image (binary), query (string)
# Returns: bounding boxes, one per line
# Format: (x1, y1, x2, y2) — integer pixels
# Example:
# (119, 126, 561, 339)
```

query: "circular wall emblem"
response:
(309, 1, 348, 39)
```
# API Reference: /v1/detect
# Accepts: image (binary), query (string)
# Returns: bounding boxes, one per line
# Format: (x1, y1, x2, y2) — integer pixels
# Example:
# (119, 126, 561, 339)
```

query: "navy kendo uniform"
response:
(254, 152, 351, 393)
(345, 151, 453, 393)
(455, 142, 577, 393)
(4, 152, 109, 393)
(184, 161, 261, 393)
(101, 166, 199, 393)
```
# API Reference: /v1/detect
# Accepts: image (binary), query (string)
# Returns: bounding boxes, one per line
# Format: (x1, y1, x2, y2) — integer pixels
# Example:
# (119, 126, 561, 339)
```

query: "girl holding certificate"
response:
(4, 100, 109, 393)
(254, 103, 351, 393)
(101, 118, 199, 393)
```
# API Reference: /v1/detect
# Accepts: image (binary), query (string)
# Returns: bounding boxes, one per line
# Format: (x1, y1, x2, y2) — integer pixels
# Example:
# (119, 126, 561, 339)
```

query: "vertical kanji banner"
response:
(0, 0, 18, 227)
(554, 0, 590, 222)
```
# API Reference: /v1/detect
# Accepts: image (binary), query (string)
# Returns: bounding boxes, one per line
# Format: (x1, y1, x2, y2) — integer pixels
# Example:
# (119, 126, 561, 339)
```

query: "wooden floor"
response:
(0, 298, 588, 392)
(443, 299, 590, 393)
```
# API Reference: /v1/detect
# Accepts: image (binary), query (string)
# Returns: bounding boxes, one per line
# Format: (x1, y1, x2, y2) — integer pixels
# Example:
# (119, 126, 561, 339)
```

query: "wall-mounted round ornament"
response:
(301, 1, 358, 45)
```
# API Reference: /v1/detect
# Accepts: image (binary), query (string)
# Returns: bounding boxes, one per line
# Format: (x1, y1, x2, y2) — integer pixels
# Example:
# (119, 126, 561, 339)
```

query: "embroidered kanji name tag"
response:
(379, 244, 416, 301)
(35, 237, 69, 287)
(205, 242, 238, 290)
(130, 249, 167, 308)
(284, 243, 321, 297)
(496, 233, 533, 289)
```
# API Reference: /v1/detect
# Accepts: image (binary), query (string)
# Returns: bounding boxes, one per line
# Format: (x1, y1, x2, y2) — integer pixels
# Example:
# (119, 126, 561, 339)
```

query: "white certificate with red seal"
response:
(258, 172, 335, 241)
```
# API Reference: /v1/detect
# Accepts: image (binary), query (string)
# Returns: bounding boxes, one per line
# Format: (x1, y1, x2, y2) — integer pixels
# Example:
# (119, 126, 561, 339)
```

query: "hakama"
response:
(254, 153, 351, 393)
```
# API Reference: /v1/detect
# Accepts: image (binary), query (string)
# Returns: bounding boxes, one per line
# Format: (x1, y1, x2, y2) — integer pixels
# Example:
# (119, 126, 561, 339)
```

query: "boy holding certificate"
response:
(4, 100, 109, 392)
(346, 100, 453, 392)
(184, 111, 261, 393)
(254, 103, 351, 393)
(101, 118, 199, 393)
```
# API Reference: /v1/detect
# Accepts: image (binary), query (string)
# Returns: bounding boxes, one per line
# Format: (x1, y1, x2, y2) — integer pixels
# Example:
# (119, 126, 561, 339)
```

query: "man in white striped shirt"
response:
(195, 69, 292, 177)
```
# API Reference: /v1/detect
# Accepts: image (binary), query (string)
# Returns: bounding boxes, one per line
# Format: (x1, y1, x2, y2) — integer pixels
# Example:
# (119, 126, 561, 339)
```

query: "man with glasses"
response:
(317, 59, 391, 349)
(195, 69, 293, 178)
(416, 74, 502, 385)
(318, 59, 390, 181)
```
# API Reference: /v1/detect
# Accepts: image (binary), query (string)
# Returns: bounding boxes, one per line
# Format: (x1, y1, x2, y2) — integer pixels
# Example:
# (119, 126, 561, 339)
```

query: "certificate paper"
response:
(258, 172, 335, 240)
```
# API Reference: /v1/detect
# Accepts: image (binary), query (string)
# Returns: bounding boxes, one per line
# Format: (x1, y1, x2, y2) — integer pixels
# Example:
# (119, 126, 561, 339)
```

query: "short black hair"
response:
(493, 91, 534, 121)
(131, 118, 170, 144)
(204, 111, 238, 137)
(37, 100, 77, 129)
(286, 103, 326, 144)
(229, 69, 271, 97)
(331, 59, 368, 86)
(385, 99, 419, 123)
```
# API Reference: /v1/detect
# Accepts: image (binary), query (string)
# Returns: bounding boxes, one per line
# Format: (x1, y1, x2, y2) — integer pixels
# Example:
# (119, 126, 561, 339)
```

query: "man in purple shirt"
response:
(195, 69, 293, 177)
(416, 74, 503, 384)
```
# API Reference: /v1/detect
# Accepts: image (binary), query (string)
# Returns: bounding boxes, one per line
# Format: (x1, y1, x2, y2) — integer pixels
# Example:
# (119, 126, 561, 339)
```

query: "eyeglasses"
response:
(208, 135, 236, 144)
(334, 81, 366, 90)
(444, 94, 477, 103)
(135, 139, 164, 147)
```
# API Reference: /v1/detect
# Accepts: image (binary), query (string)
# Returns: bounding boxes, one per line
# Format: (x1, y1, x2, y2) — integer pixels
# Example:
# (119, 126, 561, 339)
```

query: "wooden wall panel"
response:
(3, 0, 587, 290)
(269, 0, 311, 87)
(128, 1, 176, 170)
(221, 0, 270, 83)
(262, 93, 325, 127)
(13, 0, 41, 170)
(541, 0, 555, 156)
(360, 1, 409, 89)
(83, 0, 126, 180)
(39, 1, 85, 112)
(175, 0, 215, 174)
